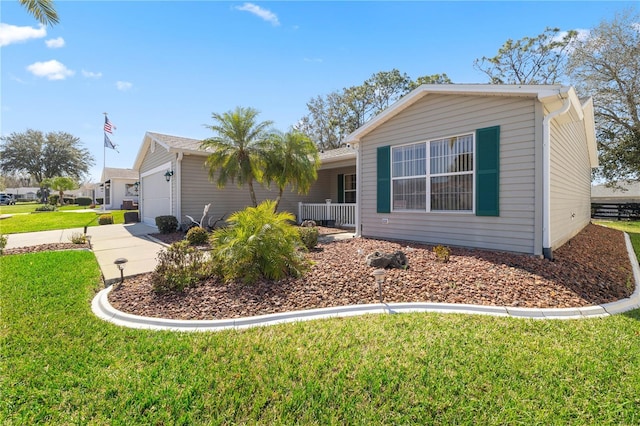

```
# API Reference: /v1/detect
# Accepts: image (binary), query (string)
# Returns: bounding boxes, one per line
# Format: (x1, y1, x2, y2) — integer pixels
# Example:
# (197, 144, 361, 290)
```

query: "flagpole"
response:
(102, 112, 107, 212)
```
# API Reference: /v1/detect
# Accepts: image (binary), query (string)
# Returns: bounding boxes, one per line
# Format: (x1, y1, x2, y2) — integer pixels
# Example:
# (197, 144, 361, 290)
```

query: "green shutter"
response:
(377, 146, 391, 213)
(337, 174, 344, 203)
(476, 126, 500, 216)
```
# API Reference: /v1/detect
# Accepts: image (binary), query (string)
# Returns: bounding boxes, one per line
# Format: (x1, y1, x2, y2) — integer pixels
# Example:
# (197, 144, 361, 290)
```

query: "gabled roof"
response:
(101, 167, 139, 182)
(133, 131, 355, 171)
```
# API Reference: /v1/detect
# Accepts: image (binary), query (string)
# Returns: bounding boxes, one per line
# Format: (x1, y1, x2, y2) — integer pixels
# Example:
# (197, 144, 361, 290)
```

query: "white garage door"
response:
(141, 171, 170, 225)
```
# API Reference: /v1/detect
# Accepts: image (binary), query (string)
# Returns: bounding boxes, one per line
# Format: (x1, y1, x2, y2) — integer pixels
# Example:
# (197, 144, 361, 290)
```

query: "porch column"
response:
(352, 141, 361, 237)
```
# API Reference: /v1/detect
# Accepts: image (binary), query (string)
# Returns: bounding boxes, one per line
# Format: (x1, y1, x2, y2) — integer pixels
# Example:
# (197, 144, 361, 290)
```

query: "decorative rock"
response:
(365, 250, 408, 269)
(301, 220, 317, 227)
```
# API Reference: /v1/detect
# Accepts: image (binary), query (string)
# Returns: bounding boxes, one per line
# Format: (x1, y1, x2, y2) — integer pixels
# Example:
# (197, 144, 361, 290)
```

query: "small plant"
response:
(98, 214, 114, 225)
(210, 200, 311, 284)
(298, 226, 319, 250)
(76, 196, 93, 206)
(155, 215, 179, 234)
(433, 245, 451, 263)
(69, 232, 87, 244)
(150, 240, 212, 293)
(186, 226, 209, 245)
(0, 234, 7, 255)
(34, 204, 57, 212)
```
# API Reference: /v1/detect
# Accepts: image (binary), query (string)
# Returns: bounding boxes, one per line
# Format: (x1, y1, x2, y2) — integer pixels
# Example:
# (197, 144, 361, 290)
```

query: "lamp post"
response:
(114, 258, 128, 285)
(372, 269, 385, 303)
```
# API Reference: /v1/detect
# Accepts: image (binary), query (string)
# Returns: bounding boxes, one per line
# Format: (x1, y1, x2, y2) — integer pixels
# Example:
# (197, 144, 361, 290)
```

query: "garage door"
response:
(141, 171, 170, 225)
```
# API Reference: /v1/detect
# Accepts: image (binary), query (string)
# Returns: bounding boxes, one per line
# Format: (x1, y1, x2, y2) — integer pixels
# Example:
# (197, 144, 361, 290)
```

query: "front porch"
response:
(298, 200, 356, 228)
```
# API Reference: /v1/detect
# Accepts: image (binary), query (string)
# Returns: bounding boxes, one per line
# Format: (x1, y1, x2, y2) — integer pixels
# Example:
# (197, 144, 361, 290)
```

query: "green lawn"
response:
(1, 251, 639, 424)
(0, 208, 128, 234)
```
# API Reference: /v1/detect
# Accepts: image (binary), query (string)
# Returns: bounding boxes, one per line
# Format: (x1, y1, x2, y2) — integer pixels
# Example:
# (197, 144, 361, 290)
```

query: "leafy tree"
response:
(261, 131, 320, 212)
(201, 107, 274, 207)
(0, 130, 94, 201)
(474, 27, 578, 84)
(296, 69, 451, 149)
(19, 0, 59, 26)
(44, 176, 77, 205)
(566, 8, 640, 183)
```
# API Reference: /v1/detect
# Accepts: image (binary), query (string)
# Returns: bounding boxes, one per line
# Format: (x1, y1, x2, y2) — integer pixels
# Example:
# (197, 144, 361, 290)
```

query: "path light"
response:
(372, 268, 385, 303)
(114, 258, 128, 285)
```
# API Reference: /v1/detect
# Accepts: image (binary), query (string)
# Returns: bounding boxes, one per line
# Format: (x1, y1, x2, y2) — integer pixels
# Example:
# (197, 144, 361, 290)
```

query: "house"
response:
(591, 181, 640, 204)
(98, 167, 140, 210)
(132, 84, 596, 260)
(343, 84, 597, 259)
(132, 132, 355, 227)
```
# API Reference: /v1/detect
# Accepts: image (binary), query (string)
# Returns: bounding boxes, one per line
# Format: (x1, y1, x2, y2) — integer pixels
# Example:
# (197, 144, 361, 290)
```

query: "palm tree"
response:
(201, 107, 273, 207)
(19, 0, 59, 26)
(45, 176, 77, 205)
(262, 130, 320, 212)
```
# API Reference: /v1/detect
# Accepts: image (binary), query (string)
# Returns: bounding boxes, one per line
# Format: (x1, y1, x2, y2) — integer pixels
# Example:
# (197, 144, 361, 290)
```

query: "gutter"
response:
(541, 96, 572, 260)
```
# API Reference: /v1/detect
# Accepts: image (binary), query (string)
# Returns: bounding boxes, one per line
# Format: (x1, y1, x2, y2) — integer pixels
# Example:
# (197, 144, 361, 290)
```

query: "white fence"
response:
(298, 200, 356, 228)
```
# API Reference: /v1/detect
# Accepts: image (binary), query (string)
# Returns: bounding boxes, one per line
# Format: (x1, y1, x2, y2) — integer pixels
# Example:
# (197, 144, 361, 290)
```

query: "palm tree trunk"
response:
(248, 180, 258, 207)
(273, 188, 284, 212)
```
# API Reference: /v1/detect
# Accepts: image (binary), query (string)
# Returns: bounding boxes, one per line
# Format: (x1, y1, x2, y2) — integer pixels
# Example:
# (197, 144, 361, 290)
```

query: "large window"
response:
(391, 134, 474, 212)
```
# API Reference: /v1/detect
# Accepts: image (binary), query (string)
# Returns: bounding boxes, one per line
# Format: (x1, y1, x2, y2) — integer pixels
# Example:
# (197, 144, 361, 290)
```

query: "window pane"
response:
(392, 143, 426, 177)
(344, 174, 356, 190)
(393, 178, 426, 210)
(430, 135, 473, 174)
(344, 191, 356, 203)
(430, 174, 473, 211)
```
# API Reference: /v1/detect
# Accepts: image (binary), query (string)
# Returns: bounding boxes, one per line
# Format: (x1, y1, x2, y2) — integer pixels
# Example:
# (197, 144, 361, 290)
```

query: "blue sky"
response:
(1, 1, 635, 182)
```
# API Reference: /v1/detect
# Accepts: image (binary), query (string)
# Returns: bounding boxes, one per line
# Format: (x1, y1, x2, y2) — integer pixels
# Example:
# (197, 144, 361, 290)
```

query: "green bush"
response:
(34, 205, 57, 212)
(0, 234, 7, 255)
(76, 197, 93, 206)
(210, 200, 311, 284)
(186, 226, 209, 245)
(98, 214, 113, 225)
(150, 240, 212, 293)
(298, 226, 319, 250)
(155, 215, 179, 234)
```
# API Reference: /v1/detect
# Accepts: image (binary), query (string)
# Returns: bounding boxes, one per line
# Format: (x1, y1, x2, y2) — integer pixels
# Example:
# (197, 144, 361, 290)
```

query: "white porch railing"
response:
(298, 200, 356, 227)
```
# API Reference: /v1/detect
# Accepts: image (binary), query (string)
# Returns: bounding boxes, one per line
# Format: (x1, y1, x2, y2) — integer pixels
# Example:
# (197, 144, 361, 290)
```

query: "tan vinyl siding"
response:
(178, 155, 345, 225)
(139, 142, 176, 220)
(360, 94, 539, 254)
(549, 119, 592, 249)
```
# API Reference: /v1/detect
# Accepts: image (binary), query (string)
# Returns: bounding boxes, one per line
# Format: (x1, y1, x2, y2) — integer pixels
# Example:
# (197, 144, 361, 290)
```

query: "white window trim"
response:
(391, 132, 476, 214)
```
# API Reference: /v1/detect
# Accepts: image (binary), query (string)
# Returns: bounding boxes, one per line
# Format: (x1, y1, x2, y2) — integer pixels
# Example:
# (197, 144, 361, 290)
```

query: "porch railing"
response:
(298, 200, 356, 228)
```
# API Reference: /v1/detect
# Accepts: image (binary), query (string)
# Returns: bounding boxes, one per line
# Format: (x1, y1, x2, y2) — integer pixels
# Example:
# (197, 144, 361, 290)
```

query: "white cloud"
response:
(235, 3, 280, 26)
(116, 81, 133, 91)
(26, 60, 75, 80)
(0, 23, 46, 46)
(45, 37, 65, 48)
(552, 29, 590, 53)
(82, 69, 102, 79)
(304, 57, 323, 63)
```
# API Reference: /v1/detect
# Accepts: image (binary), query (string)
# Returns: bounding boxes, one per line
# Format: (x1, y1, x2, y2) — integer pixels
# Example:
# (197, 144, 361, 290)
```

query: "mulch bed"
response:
(105, 223, 635, 320)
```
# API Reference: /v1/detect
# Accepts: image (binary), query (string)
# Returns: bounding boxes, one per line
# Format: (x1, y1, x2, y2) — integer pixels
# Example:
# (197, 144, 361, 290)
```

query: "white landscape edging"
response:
(91, 232, 640, 332)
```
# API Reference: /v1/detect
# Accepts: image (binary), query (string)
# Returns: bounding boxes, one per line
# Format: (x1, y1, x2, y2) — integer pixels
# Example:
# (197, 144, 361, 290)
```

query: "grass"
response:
(0, 207, 129, 234)
(1, 250, 640, 424)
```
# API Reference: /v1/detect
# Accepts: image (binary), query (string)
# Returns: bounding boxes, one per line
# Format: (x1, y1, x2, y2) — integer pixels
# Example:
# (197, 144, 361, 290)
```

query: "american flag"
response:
(104, 116, 115, 134)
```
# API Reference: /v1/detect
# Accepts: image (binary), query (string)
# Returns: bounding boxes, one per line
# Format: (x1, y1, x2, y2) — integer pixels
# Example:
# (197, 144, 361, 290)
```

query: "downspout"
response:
(176, 152, 183, 227)
(542, 97, 572, 260)
(353, 141, 362, 237)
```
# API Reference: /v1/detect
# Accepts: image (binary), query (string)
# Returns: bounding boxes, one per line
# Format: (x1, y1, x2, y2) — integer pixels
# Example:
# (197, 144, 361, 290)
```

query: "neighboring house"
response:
(591, 181, 640, 203)
(132, 84, 597, 260)
(99, 167, 140, 210)
(132, 132, 355, 227)
(343, 84, 597, 259)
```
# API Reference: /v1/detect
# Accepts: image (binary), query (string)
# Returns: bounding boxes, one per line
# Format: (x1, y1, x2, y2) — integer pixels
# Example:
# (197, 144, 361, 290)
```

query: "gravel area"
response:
(106, 223, 635, 320)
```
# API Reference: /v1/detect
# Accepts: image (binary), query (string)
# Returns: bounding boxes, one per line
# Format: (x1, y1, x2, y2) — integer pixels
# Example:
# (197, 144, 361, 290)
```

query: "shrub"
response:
(433, 245, 451, 263)
(210, 200, 311, 284)
(0, 234, 7, 255)
(155, 215, 179, 234)
(186, 226, 209, 245)
(69, 232, 87, 244)
(298, 226, 319, 250)
(34, 205, 57, 212)
(48, 194, 59, 205)
(98, 214, 114, 225)
(150, 240, 211, 293)
(76, 197, 93, 206)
